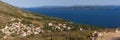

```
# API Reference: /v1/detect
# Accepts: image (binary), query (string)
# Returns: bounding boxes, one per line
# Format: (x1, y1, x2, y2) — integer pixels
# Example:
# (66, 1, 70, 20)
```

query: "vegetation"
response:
(0, 1, 114, 40)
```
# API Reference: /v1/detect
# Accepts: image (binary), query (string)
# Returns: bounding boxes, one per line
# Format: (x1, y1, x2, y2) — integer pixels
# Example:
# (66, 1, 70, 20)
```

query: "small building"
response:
(48, 23, 53, 26)
(79, 28, 83, 31)
(58, 23, 63, 26)
(115, 29, 120, 33)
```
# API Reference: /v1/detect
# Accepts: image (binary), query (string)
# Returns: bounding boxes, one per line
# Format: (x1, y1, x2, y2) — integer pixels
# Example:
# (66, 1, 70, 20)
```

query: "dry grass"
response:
(0, 30, 93, 40)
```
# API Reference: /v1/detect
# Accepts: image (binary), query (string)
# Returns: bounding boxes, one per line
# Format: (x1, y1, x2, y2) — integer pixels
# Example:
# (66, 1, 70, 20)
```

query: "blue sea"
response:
(23, 7, 120, 28)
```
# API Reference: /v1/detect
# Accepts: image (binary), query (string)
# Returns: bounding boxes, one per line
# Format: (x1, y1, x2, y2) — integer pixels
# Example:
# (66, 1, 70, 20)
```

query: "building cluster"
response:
(0, 18, 84, 38)
(0, 18, 44, 38)
(47, 22, 76, 32)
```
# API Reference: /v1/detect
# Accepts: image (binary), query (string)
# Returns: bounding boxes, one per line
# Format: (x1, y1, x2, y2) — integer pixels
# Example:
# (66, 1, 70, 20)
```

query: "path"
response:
(97, 32, 120, 40)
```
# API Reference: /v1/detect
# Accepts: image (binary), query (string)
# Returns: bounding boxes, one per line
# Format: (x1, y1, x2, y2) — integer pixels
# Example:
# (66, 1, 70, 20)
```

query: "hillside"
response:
(0, 1, 108, 40)
(97, 32, 120, 40)
(0, 1, 74, 28)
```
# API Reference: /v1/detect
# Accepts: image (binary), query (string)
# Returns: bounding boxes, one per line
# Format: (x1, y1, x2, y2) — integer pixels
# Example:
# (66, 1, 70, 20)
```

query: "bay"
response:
(23, 7, 120, 28)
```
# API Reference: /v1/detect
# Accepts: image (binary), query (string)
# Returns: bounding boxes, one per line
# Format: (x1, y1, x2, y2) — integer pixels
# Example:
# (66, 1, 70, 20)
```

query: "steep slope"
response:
(0, 1, 71, 27)
(0, 1, 103, 40)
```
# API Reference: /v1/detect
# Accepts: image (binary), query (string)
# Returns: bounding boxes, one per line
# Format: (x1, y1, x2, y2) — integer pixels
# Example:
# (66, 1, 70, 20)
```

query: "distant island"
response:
(25, 5, 120, 10)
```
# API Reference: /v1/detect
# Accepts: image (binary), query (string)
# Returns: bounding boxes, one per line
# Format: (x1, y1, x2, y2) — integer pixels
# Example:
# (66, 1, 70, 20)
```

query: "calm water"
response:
(24, 8, 120, 28)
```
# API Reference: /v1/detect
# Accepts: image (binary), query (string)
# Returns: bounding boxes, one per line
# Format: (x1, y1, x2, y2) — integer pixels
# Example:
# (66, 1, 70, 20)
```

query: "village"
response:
(0, 18, 81, 38)
(0, 18, 43, 38)
(0, 18, 120, 40)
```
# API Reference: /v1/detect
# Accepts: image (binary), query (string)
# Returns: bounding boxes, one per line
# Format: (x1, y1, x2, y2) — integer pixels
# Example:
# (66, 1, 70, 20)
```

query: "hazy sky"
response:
(1, 0, 120, 8)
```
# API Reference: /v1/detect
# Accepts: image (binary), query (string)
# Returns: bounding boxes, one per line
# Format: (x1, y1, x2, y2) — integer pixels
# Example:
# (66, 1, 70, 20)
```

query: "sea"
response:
(23, 7, 120, 28)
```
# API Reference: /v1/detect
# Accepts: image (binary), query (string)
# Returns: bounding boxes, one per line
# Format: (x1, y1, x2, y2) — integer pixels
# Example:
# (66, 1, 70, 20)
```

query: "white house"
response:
(48, 23, 53, 26)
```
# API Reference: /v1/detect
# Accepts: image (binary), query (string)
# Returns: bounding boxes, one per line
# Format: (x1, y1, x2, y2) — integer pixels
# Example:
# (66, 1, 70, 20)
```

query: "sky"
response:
(1, 0, 120, 8)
